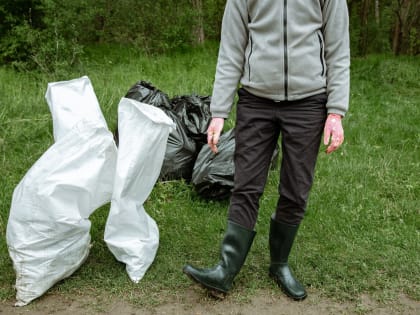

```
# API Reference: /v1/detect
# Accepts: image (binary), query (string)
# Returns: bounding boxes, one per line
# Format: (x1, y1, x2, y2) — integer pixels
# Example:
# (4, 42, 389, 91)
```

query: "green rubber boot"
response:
(269, 215, 307, 300)
(183, 221, 256, 297)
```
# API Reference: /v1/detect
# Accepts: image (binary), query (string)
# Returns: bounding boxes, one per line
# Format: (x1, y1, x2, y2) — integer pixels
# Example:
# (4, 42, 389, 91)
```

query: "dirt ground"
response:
(1, 288, 419, 315)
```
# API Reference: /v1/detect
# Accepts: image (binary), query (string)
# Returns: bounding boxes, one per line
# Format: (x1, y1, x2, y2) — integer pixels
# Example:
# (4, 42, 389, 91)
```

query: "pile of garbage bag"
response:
(121, 81, 278, 198)
(122, 81, 211, 182)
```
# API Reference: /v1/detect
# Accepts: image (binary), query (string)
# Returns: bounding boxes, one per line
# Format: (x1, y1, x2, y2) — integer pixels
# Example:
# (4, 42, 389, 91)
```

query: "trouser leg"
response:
(275, 93, 327, 225)
(228, 88, 280, 230)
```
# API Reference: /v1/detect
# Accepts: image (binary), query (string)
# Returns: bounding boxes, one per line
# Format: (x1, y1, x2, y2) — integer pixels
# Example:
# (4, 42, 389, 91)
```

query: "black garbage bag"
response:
(171, 94, 211, 146)
(125, 80, 172, 110)
(192, 129, 280, 200)
(159, 112, 197, 181)
(191, 129, 235, 200)
(159, 94, 212, 181)
(114, 81, 173, 146)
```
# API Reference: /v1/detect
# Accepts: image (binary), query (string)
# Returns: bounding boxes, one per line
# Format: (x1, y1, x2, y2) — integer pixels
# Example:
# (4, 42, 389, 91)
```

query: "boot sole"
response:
(269, 272, 307, 301)
(183, 269, 227, 300)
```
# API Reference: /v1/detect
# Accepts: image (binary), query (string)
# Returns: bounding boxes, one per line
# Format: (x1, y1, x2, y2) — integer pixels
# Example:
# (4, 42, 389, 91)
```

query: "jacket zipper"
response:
(283, 0, 288, 99)
(317, 32, 325, 76)
(248, 14, 253, 82)
(248, 40, 253, 81)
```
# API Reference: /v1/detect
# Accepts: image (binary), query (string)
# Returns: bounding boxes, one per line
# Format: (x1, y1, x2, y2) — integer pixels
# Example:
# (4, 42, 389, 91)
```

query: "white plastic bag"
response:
(104, 98, 175, 283)
(6, 120, 117, 306)
(45, 76, 108, 142)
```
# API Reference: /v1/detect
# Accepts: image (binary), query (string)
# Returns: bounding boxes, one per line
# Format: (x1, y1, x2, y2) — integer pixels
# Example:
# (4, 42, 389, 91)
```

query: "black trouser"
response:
(228, 88, 327, 229)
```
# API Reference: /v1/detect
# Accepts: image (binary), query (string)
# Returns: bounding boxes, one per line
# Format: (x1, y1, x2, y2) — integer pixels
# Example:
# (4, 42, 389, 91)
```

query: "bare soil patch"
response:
(1, 288, 419, 315)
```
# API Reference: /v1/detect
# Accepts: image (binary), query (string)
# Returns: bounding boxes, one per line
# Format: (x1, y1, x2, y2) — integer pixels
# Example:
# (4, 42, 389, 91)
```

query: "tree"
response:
(359, 0, 371, 55)
(192, 0, 205, 44)
(392, 0, 420, 54)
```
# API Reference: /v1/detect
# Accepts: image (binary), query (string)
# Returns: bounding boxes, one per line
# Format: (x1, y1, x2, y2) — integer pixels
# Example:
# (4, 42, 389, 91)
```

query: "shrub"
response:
(0, 0, 83, 75)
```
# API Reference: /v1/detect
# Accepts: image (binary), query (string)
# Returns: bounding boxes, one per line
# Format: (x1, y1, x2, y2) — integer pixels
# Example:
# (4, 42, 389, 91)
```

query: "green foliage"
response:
(1, 0, 418, 73)
(0, 0, 226, 73)
(0, 0, 83, 76)
(348, 0, 394, 56)
(408, 27, 420, 55)
(346, 0, 419, 56)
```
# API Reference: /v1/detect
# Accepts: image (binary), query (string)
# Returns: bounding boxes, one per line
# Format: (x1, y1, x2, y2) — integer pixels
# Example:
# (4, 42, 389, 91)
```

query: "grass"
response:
(0, 44, 419, 308)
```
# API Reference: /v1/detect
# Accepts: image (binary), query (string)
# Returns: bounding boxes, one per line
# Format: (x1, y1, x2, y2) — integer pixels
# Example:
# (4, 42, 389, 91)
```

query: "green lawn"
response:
(0, 45, 418, 306)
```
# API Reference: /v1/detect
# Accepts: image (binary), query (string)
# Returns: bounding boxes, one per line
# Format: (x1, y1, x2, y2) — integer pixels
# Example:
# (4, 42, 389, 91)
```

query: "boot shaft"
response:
(269, 216, 299, 264)
(220, 221, 256, 273)
(268, 216, 307, 300)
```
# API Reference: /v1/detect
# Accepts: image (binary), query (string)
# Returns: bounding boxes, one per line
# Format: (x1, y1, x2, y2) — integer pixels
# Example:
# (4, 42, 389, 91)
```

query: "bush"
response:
(0, 0, 83, 75)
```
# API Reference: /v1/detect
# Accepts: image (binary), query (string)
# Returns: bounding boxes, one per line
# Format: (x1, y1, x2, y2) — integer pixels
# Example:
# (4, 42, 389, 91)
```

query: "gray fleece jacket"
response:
(210, 0, 350, 118)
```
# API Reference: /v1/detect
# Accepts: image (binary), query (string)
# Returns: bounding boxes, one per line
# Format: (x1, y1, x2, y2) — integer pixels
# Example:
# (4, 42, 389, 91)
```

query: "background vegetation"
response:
(0, 0, 419, 74)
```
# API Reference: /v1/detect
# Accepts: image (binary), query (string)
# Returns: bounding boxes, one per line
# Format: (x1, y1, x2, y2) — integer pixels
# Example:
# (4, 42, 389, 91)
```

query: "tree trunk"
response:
(392, 15, 402, 54)
(392, 0, 413, 55)
(359, 0, 371, 56)
(191, 0, 205, 44)
(375, 0, 380, 24)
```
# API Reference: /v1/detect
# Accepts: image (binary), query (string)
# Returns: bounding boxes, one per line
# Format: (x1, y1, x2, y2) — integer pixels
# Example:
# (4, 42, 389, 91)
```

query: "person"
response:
(183, 0, 349, 301)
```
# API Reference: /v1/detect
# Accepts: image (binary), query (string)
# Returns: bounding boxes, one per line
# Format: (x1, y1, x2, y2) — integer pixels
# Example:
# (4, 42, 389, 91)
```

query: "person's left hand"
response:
(323, 114, 344, 154)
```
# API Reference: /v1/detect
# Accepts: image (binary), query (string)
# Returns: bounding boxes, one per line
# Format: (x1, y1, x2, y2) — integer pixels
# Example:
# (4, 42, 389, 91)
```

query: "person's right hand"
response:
(207, 117, 224, 154)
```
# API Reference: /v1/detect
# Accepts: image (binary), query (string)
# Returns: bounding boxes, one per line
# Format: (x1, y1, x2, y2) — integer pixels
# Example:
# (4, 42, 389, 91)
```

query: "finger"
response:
(323, 127, 331, 146)
(207, 130, 219, 154)
(326, 143, 337, 154)
(326, 136, 343, 154)
(207, 131, 213, 145)
(212, 131, 220, 146)
(212, 133, 221, 154)
(207, 125, 216, 144)
(327, 143, 335, 153)
(208, 136, 218, 153)
(210, 143, 218, 154)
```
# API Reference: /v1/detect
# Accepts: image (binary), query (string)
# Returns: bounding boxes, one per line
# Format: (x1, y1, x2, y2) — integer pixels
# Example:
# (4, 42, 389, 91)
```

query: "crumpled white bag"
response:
(6, 120, 117, 306)
(104, 98, 175, 283)
(45, 76, 108, 142)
